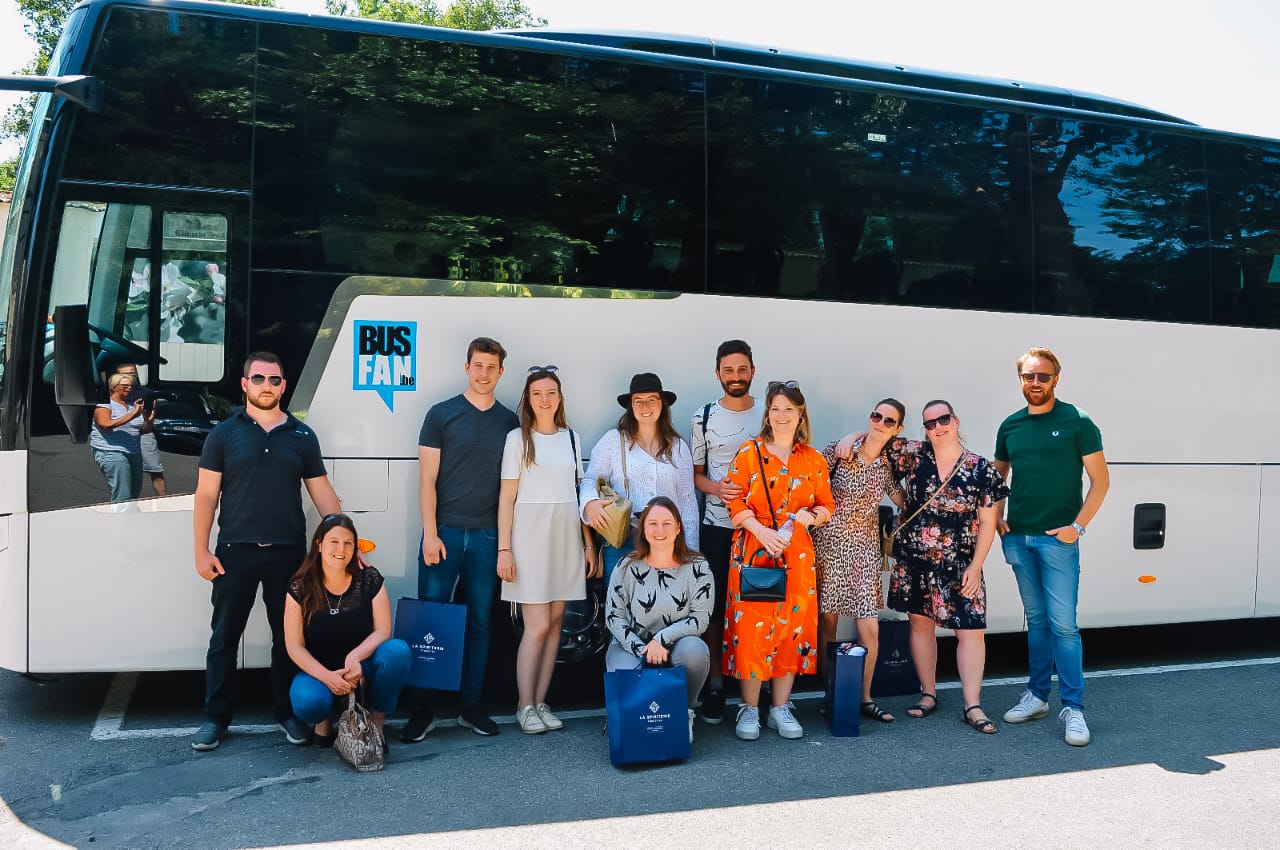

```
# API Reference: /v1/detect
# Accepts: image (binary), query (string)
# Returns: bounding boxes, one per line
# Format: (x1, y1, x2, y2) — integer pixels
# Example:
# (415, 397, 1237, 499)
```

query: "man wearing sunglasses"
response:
(690, 339, 757, 725)
(191, 351, 343, 752)
(994, 347, 1109, 747)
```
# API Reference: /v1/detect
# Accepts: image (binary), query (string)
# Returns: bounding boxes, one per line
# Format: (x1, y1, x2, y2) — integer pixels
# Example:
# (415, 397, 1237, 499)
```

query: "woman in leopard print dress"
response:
(813, 399, 906, 723)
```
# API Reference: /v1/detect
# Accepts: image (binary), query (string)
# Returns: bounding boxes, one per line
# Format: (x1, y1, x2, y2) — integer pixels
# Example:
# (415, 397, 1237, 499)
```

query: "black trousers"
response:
(202, 541, 306, 726)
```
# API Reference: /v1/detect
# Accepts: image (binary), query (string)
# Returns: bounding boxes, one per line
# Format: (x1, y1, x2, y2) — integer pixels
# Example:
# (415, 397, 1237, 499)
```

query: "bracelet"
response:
(498, 548, 512, 553)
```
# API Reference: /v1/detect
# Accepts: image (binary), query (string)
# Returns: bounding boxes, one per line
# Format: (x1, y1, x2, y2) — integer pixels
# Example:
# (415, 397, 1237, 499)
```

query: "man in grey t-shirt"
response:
(691, 339, 758, 724)
(401, 337, 517, 742)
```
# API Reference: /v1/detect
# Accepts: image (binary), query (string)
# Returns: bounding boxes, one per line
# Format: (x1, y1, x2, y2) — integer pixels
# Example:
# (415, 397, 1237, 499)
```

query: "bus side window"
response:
(157, 212, 227, 382)
(43, 202, 153, 386)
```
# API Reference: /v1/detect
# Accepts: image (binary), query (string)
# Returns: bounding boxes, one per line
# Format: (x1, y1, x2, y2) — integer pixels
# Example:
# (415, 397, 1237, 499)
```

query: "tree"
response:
(325, 0, 545, 29)
(0, 0, 278, 191)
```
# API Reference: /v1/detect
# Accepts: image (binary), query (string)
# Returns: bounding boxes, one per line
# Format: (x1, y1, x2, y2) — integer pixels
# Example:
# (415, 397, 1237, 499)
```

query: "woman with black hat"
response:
(580, 373, 699, 584)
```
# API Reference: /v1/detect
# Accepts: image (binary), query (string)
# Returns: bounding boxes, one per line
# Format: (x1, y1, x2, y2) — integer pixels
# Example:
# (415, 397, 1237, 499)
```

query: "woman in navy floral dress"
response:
(887, 400, 1008, 734)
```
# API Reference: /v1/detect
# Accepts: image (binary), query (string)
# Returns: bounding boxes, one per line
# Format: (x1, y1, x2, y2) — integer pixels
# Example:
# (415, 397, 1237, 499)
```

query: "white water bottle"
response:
(777, 513, 796, 544)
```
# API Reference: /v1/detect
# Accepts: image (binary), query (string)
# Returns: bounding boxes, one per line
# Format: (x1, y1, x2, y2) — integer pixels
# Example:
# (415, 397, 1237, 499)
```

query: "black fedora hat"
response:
(617, 372, 677, 408)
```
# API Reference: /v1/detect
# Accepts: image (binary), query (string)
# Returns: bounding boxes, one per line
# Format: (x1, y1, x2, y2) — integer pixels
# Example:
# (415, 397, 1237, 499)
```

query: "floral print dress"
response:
(886, 440, 1008, 630)
(723, 440, 835, 679)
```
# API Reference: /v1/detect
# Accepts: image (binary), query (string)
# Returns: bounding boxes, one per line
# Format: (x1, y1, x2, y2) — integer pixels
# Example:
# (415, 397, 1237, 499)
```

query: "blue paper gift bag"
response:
(825, 642, 867, 737)
(603, 666, 690, 766)
(394, 598, 466, 691)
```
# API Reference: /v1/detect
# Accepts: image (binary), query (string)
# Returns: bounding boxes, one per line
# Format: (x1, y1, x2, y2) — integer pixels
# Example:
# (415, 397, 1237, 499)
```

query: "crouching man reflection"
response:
(191, 351, 344, 752)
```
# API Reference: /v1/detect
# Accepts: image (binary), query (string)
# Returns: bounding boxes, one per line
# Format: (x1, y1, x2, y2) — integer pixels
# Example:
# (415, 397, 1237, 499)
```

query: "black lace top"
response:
(288, 567, 385, 670)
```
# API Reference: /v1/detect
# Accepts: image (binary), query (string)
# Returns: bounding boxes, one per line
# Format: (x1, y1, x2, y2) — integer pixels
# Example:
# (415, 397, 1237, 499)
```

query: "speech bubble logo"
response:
(353, 320, 417, 411)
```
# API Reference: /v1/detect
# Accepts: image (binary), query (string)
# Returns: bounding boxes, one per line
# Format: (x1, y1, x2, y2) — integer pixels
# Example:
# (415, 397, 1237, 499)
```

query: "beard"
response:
(722, 380, 752, 398)
(1022, 385, 1054, 406)
(246, 391, 281, 412)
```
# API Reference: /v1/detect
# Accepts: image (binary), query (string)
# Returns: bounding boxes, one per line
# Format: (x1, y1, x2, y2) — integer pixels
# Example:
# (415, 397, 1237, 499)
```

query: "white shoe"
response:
(1060, 707, 1091, 746)
(735, 705, 761, 741)
(1004, 690, 1050, 723)
(688, 709, 695, 744)
(516, 704, 546, 734)
(767, 702, 804, 739)
(535, 703, 564, 731)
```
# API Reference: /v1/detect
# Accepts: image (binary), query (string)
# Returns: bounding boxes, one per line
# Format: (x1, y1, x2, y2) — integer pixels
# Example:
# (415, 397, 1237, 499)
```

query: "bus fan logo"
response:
(353, 320, 417, 411)
(649, 701, 661, 713)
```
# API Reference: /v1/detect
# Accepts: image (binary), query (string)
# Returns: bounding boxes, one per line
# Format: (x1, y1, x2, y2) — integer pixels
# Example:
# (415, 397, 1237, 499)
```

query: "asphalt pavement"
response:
(1, 621, 1278, 849)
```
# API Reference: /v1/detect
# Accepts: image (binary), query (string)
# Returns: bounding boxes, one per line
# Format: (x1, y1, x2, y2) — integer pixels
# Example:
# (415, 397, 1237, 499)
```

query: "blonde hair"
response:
(759, 383, 812, 446)
(1016, 347, 1061, 376)
(107, 373, 132, 392)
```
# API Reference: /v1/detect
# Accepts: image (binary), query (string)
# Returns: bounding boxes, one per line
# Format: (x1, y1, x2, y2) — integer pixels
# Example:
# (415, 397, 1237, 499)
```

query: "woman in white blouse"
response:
(580, 372, 699, 584)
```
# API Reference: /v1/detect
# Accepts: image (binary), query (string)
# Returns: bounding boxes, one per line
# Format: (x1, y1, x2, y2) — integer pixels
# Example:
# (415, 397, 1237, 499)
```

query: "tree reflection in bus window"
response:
(157, 212, 226, 383)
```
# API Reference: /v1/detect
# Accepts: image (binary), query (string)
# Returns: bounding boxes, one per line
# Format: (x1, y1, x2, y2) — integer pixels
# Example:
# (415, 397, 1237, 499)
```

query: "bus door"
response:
(27, 190, 247, 671)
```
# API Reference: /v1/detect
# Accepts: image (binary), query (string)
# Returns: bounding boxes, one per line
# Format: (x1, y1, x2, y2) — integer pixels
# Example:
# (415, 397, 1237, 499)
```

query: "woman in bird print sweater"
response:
(605, 496, 714, 740)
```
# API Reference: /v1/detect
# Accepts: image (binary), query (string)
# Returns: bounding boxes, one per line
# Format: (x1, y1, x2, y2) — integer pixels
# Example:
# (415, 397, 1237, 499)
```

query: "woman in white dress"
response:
(498, 366, 598, 734)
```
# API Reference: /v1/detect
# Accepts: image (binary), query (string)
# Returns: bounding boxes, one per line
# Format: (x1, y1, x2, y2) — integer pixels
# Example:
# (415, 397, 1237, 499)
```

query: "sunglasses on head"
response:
(527, 364, 559, 374)
(247, 374, 283, 386)
(1020, 372, 1056, 384)
(768, 380, 800, 391)
(923, 413, 954, 431)
(869, 410, 899, 427)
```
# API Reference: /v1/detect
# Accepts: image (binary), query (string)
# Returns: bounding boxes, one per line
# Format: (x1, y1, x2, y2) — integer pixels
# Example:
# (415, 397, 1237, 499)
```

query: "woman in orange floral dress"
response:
(723, 381, 835, 741)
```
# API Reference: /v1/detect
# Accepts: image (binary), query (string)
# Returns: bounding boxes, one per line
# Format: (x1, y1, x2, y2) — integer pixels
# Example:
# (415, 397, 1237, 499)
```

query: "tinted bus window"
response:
(1206, 142, 1280, 328)
(63, 8, 254, 189)
(253, 26, 706, 291)
(707, 77, 1030, 309)
(1026, 118, 1210, 322)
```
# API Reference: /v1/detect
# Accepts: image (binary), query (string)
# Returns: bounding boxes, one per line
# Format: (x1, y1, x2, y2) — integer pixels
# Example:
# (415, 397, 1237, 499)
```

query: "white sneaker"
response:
(767, 702, 804, 739)
(1004, 690, 1050, 723)
(735, 705, 761, 741)
(1060, 707, 1091, 746)
(535, 703, 564, 731)
(516, 704, 546, 734)
(688, 709, 695, 744)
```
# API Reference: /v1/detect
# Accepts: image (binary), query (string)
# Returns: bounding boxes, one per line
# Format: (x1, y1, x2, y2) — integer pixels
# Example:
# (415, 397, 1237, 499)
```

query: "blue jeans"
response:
(1002, 534, 1085, 710)
(290, 639, 412, 722)
(417, 526, 498, 707)
(93, 448, 142, 502)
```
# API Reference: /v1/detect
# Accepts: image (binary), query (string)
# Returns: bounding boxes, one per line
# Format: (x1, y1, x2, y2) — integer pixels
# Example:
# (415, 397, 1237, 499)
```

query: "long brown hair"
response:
(759, 382, 812, 446)
(617, 396, 680, 463)
(629, 496, 696, 565)
(292, 513, 359, 625)
(518, 368, 568, 469)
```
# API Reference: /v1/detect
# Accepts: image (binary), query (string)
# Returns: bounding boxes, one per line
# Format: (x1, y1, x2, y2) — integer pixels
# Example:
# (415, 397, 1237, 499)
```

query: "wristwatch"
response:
(1070, 522, 1086, 536)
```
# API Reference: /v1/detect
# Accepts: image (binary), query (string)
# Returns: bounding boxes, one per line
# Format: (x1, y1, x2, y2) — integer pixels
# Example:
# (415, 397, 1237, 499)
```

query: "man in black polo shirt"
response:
(191, 351, 342, 751)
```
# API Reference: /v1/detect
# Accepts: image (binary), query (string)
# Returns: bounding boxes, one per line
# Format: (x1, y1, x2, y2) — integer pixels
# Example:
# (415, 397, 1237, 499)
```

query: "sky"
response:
(2, 0, 1279, 163)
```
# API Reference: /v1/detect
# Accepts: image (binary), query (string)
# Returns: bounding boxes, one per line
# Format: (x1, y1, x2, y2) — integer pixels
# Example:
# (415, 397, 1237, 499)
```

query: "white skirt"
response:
(502, 500, 587, 604)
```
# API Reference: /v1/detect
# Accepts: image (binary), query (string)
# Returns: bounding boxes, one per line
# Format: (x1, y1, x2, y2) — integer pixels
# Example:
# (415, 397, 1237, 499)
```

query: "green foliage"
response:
(0, 156, 17, 194)
(4, 0, 277, 144)
(326, 0, 545, 29)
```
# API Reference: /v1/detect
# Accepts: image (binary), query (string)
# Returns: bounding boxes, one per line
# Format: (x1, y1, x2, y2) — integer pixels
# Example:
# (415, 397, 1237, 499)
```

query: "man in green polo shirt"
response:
(994, 347, 1109, 747)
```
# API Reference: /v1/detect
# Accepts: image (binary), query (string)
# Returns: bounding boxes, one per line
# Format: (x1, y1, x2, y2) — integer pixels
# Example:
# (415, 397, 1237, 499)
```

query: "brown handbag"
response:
(334, 688, 385, 773)
(595, 431, 633, 548)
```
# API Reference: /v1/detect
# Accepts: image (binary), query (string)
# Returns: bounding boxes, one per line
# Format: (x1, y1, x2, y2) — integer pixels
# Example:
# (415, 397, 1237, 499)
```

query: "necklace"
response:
(324, 586, 346, 616)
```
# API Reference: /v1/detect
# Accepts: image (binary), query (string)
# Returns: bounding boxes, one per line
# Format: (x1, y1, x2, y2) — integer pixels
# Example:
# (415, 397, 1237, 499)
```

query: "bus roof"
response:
(69, 0, 1280, 141)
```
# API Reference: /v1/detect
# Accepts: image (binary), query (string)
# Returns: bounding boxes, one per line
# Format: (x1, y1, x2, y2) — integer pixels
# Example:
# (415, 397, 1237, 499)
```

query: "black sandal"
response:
(860, 701, 895, 723)
(907, 693, 938, 718)
(963, 704, 999, 734)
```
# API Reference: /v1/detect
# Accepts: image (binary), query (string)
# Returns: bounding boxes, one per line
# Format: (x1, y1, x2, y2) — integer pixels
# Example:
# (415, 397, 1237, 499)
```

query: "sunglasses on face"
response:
(1020, 372, 1056, 384)
(247, 374, 283, 386)
(923, 413, 954, 431)
(527, 364, 559, 374)
(869, 411, 899, 428)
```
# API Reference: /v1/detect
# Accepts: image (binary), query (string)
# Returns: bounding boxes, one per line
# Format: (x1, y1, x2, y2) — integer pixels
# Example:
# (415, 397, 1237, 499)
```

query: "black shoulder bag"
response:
(738, 441, 789, 602)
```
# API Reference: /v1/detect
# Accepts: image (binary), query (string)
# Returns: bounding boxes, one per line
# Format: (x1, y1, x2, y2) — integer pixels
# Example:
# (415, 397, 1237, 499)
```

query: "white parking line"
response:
(88, 655, 1280, 741)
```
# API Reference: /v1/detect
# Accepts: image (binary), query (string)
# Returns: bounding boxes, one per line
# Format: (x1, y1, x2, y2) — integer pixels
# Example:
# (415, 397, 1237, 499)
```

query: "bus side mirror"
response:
(53, 304, 97, 443)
